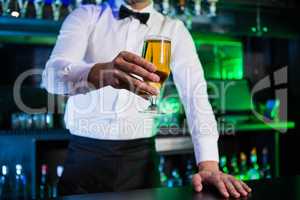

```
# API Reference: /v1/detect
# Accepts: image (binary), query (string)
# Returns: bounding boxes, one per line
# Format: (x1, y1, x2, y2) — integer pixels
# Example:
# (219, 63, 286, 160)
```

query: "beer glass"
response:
(141, 35, 171, 115)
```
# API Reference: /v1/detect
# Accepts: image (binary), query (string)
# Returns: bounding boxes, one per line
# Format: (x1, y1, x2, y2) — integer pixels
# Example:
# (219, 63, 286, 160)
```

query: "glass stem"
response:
(150, 95, 158, 110)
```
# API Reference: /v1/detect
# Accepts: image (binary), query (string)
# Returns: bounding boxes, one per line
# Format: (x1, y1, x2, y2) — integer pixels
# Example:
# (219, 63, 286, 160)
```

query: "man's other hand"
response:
(192, 161, 252, 198)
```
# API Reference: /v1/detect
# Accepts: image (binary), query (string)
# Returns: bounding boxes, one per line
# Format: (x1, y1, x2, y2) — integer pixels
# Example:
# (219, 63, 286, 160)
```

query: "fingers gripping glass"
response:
(140, 35, 171, 115)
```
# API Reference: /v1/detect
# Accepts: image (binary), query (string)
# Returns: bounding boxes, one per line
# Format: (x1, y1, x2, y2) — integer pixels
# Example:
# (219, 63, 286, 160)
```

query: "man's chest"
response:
(85, 16, 152, 63)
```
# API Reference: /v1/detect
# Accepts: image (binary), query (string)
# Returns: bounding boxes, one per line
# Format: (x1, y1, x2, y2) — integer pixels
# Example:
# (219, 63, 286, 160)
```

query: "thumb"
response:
(192, 173, 203, 192)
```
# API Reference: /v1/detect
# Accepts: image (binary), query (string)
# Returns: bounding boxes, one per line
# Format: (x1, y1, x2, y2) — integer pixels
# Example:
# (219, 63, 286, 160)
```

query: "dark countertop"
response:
(60, 175, 300, 200)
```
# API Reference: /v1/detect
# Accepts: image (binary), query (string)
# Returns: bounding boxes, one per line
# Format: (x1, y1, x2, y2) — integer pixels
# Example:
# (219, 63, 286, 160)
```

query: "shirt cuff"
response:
(192, 136, 219, 165)
(68, 62, 96, 94)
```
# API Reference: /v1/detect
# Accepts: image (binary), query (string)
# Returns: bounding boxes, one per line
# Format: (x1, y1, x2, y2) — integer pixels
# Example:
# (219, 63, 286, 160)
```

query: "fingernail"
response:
(196, 186, 202, 192)
(152, 89, 159, 95)
(152, 74, 160, 82)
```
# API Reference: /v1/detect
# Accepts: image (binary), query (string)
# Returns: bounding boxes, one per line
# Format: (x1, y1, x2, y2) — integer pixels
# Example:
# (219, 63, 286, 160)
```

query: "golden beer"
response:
(142, 36, 171, 91)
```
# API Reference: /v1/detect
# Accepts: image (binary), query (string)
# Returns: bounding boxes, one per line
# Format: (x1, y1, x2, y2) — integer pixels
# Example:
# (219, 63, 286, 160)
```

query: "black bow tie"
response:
(119, 5, 150, 24)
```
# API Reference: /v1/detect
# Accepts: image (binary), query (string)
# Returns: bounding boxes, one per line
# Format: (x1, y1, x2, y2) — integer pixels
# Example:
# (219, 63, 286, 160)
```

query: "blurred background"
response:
(0, 0, 299, 199)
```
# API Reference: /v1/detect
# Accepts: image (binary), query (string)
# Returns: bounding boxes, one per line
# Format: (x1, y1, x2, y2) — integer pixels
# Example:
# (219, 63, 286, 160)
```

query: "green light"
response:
(251, 27, 257, 32)
(263, 27, 268, 32)
(159, 97, 181, 114)
(191, 33, 244, 80)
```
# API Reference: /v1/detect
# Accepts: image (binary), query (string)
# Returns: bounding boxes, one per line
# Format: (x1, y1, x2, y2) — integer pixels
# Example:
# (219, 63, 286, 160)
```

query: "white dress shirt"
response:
(42, 1, 219, 164)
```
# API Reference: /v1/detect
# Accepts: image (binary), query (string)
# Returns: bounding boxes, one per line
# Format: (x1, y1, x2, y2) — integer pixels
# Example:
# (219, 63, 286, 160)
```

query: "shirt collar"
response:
(123, 1, 154, 14)
(109, 0, 155, 26)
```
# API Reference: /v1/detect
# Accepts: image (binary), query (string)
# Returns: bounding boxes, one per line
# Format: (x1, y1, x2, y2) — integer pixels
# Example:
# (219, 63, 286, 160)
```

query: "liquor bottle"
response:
(220, 155, 229, 174)
(58, 0, 70, 20)
(81, 0, 95, 5)
(261, 147, 272, 179)
(40, 164, 51, 199)
(184, 159, 194, 184)
(42, 0, 53, 19)
(24, 0, 36, 18)
(6, 0, 21, 17)
(176, 0, 186, 15)
(52, 165, 64, 198)
(0, 0, 4, 16)
(247, 148, 261, 180)
(167, 169, 182, 187)
(239, 152, 249, 180)
(14, 164, 27, 199)
(0, 165, 10, 199)
(230, 155, 240, 177)
(158, 156, 168, 187)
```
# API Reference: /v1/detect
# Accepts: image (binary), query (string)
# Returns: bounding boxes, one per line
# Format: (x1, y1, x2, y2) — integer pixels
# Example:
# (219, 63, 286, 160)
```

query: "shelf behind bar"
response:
(0, 121, 295, 154)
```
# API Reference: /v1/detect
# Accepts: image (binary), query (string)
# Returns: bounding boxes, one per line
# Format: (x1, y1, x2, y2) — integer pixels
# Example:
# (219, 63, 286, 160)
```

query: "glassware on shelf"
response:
(6, 0, 21, 17)
(162, 0, 170, 15)
(193, 0, 201, 16)
(207, 0, 218, 17)
(52, 0, 60, 20)
(34, 0, 43, 18)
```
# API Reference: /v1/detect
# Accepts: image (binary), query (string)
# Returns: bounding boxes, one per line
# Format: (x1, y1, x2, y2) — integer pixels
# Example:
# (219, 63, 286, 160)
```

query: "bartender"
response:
(42, 0, 251, 198)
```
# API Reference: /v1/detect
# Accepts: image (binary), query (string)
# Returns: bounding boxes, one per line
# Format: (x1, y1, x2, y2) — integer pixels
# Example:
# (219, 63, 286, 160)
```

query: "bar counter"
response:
(60, 175, 300, 200)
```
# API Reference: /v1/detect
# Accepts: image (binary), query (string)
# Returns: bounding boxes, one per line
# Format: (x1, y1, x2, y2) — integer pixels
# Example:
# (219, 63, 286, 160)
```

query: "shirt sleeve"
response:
(171, 21, 219, 164)
(42, 6, 98, 95)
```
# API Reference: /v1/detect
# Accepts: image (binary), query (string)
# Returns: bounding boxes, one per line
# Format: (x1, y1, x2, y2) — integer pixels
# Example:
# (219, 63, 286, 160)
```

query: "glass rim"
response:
(144, 35, 171, 42)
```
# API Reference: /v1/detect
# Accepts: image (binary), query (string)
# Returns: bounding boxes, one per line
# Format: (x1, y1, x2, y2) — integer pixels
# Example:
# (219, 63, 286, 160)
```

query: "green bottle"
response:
(239, 152, 249, 180)
(247, 148, 261, 180)
(261, 147, 272, 179)
(220, 156, 229, 174)
(230, 155, 240, 178)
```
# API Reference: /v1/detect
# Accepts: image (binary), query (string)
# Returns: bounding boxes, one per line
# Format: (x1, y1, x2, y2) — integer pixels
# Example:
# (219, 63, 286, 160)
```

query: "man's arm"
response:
(42, 6, 98, 95)
(171, 21, 251, 198)
(42, 5, 160, 96)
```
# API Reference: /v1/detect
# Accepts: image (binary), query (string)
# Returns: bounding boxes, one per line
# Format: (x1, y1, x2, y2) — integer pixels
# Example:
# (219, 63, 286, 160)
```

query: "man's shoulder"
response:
(71, 4, 111, 17)
(153, 10, 185, 28)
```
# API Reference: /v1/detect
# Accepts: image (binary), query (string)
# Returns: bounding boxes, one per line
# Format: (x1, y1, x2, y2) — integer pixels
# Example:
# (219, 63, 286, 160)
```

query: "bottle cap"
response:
(16, 164, 22, 175)
(2, 165, 8, 175)
(57, 165, 64, 177)
(41, 164, 48, 175)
